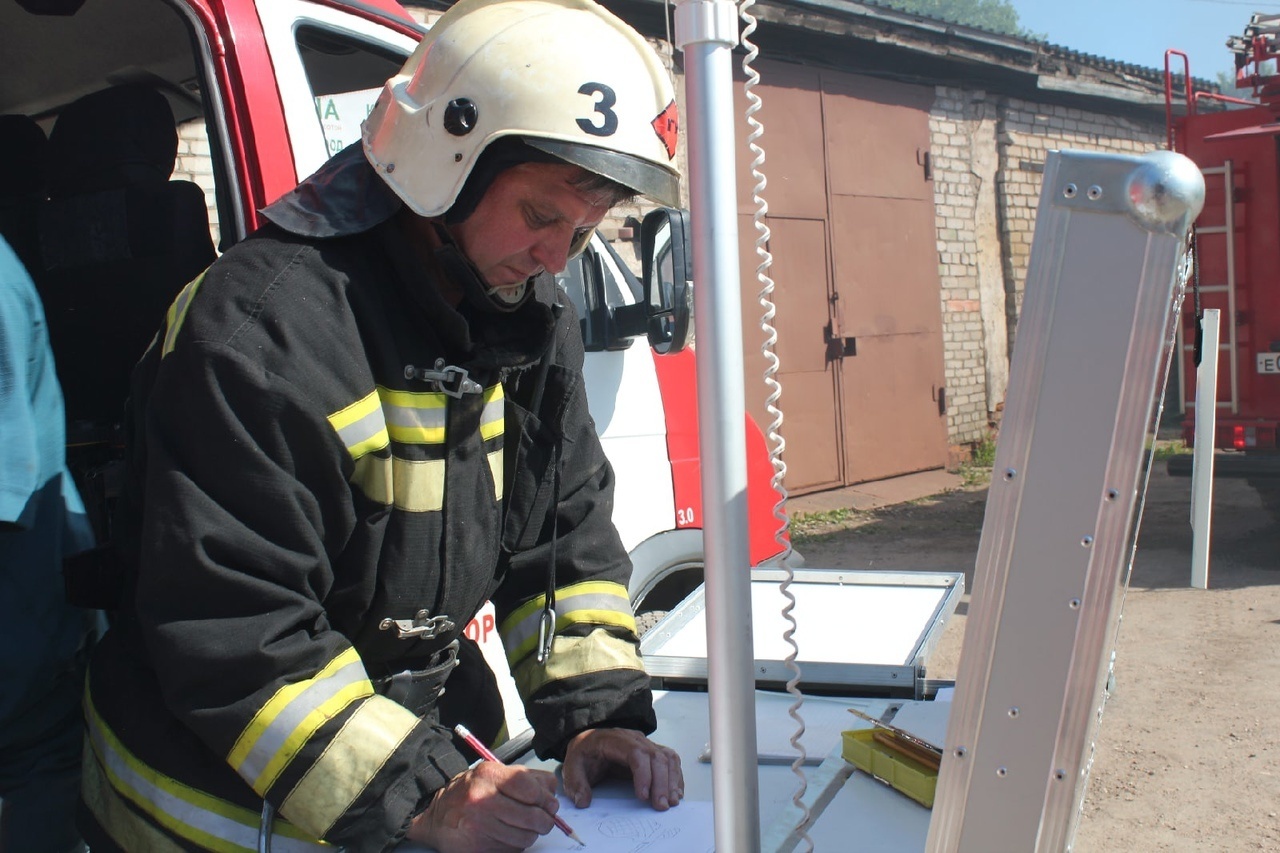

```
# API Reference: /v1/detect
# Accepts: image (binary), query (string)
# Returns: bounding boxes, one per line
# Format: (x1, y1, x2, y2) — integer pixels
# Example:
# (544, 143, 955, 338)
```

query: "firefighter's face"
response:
(451, 162, 611, 297)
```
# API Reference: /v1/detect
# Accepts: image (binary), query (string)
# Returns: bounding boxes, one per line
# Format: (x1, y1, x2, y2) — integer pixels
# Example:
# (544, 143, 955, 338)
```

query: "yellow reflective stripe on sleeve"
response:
(279, 695, 418, 838)
(328, 392, 389, 460)
(379, 387, 447, 444)
(228, 648, 372, 796)
(84, 694, 330, 852)
(488, 448, 503, 502)
(511, 630, 645, 700)
(480, 384, 505, 441)
(500, 581, 635, 667)
(161, 270, 208, 357)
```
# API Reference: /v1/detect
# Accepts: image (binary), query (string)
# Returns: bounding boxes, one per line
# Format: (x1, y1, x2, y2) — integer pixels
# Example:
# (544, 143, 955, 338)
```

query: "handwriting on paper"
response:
(529, 796, 715, 852)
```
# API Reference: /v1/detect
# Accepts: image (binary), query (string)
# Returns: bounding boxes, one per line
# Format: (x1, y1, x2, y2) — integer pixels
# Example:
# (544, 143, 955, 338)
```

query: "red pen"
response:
(454, 723, 586, 847)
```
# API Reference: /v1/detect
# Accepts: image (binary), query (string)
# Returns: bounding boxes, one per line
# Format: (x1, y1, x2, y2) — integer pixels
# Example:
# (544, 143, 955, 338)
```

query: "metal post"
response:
(1190, 308, 1221, 589)
(673, 1, 761, 851)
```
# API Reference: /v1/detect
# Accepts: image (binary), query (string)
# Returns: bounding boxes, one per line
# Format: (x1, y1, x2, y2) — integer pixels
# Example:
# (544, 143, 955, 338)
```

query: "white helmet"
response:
(362, 0, 681, 218)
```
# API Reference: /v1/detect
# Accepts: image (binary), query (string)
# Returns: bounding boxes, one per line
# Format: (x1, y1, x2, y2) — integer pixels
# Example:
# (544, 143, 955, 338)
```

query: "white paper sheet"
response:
(529, 796, 715, 852)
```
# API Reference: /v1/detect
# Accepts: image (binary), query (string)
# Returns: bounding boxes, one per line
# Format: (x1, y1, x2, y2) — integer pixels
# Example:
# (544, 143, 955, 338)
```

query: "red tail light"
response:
(1233, 424, 1246, 450)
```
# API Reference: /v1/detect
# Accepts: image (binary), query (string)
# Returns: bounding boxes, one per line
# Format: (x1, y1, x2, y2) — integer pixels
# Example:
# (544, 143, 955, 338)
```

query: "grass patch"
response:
(789, 506, 859, 537)
(970, 436, 997, 467)
(955, 436, 998, 487)
(1151, 440, 1191, 461)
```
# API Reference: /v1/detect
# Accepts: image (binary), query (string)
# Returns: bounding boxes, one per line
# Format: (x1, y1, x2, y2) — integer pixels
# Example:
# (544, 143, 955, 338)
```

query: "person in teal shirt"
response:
(0, 234, 98, 853)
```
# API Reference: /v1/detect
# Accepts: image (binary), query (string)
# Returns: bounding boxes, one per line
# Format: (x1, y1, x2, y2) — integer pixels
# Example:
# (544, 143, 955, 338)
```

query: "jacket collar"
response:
(260, 143, 400, 238)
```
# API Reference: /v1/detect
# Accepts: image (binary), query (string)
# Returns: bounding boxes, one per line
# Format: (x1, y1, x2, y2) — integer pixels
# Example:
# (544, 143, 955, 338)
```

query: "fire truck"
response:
(1164, 13, 1280, 514)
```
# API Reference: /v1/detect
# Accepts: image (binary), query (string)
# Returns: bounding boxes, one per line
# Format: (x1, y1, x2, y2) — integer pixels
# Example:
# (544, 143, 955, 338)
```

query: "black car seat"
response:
(37, 83, 216, 434)
(0, 113, 49, 274)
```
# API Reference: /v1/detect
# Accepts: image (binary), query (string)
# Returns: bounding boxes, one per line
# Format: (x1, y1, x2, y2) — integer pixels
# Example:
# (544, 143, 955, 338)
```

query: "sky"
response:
(1006, 0, 1280, 83)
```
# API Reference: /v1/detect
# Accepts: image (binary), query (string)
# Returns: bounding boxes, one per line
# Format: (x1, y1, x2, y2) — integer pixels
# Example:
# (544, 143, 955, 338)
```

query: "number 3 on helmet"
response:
(363, 0, 682, 217)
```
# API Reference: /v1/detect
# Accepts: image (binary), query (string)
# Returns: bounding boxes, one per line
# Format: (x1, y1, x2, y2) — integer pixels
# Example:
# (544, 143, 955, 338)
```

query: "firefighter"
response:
(77, 1, 684, 851)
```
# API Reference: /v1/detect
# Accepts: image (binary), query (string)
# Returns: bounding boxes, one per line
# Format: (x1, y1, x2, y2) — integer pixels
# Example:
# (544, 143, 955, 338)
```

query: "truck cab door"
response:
(251, 0, 419, 187)
(188, 0, 420, 243)
(558, 235, 678, 553)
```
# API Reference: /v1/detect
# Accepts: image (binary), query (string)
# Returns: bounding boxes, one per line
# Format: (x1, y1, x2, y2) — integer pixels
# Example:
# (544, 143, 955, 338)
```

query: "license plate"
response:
(1259, 353, 1280, 374)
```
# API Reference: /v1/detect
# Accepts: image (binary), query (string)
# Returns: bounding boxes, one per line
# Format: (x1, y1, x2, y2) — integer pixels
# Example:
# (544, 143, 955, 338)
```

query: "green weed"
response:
(955, 435, 997, 487)
(789, 507, 859, 537)
(1151, 440, 1191, 461)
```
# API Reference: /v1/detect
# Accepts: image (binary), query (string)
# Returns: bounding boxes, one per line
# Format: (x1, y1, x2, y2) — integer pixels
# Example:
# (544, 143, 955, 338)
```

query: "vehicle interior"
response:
(2, 0, 409, 445)
(2, 0, 219, 548)
(4, 1, 207, 450)
(2, 0, 200, 122)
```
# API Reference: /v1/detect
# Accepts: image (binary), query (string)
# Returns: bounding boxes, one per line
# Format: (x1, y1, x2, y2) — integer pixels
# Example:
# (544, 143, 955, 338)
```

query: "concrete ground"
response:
(786, 468, 965, 516)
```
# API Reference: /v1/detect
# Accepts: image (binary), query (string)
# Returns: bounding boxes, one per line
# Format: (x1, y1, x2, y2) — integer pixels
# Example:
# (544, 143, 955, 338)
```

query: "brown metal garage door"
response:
(734, 60, 949, 494)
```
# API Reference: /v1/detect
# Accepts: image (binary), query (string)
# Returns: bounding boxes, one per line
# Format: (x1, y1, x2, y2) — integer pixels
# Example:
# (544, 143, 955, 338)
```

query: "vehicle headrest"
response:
(0, 113, 48, 199)
(46, 84, 178, 198)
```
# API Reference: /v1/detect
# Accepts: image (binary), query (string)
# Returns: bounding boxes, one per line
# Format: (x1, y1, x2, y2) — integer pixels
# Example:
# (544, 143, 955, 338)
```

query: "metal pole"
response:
(1190, 308, 1221, 589)
(673, 1, 761, 851)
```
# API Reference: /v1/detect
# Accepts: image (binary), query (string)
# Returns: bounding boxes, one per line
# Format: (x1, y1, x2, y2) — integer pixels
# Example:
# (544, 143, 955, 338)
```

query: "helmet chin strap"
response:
(486, 279, 529, 307)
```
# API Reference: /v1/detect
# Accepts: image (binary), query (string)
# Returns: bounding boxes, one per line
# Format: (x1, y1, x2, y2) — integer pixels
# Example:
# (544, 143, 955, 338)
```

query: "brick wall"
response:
(929, 89, 1162, 449)
(996, 97, 1160, 333)
(172, 120, 220, 248)
(930, 88, 997, 447)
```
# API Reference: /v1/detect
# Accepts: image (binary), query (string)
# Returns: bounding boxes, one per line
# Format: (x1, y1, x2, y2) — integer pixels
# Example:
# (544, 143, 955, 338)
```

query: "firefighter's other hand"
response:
(561, 727, 684, 811)
(407, 761, 559, 852)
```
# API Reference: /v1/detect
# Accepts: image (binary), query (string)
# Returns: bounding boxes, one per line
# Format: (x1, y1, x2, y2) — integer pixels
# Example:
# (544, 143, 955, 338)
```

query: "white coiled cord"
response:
(740, 1, 811, 848)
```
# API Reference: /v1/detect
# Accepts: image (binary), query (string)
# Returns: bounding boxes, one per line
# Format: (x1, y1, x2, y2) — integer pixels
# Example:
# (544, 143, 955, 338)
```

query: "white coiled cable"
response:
(740, 1, 811, 848)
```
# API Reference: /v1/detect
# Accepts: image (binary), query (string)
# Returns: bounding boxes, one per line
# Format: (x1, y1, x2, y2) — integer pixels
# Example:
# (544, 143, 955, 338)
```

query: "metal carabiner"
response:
(403, 359, 483, 398)
(535, 606, 556, 665)
(378, 609, 455, 640)
(257, 801, 274, 853)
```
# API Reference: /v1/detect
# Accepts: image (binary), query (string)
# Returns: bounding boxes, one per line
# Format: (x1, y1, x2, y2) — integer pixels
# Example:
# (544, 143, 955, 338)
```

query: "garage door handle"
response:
(824, 325, 857, 360)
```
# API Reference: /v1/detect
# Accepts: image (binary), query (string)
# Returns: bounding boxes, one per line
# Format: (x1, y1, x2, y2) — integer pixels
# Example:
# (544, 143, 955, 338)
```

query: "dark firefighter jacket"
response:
(80, 145, 655, 853)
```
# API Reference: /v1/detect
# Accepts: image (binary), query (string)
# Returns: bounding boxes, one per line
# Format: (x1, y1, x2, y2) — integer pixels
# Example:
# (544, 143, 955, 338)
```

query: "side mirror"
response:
(640, 208, 693, 354)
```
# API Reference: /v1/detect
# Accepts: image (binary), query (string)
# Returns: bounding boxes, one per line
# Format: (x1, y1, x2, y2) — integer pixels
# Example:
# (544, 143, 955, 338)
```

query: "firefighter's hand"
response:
(406, 761, 560, 852)
(561, 727, 684, 811)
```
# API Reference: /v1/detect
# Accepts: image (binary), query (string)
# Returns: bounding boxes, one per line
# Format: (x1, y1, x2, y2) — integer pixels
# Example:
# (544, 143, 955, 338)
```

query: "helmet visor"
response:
(524, 138, 680, 208)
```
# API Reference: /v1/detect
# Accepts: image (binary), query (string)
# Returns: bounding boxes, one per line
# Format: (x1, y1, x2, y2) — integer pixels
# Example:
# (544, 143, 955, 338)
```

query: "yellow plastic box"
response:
(841, 728, 938, 809)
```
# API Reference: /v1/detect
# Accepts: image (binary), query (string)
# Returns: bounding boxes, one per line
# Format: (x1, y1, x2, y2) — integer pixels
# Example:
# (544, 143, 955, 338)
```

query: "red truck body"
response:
(1165, 21, 1280, 491)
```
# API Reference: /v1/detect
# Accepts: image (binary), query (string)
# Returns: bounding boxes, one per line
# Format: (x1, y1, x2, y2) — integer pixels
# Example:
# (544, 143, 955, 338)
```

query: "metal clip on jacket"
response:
(535, 606, 556, 665)
(379, 610, 456, 640)
(404, 359, 483, 398)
